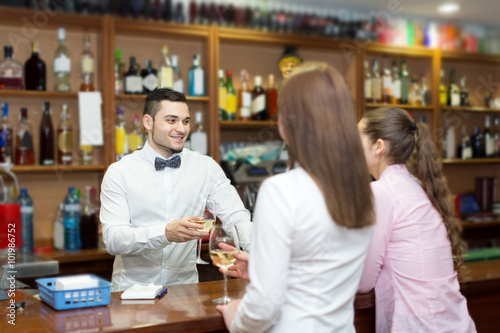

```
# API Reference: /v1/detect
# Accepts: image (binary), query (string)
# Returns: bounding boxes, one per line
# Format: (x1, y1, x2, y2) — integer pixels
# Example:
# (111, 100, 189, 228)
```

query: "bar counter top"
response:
(1, 259, 499, 332)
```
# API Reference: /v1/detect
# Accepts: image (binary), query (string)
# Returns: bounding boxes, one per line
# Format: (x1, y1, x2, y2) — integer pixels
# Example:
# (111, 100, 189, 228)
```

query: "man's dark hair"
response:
(143, 88, 187, 119)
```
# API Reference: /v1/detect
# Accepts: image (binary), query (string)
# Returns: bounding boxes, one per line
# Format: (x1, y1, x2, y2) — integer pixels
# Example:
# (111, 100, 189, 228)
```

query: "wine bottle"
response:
(25, 41, 46, 91)
(266, 74, 278, 120)
(226, 69, 236, 121)
(251, 75, 267, 120)
(124, 56, 142, 94)
(57, 104, 73, 165)
(188, 54, 205, 96)
(39, 101, 55, 166)
(141, 59, 158, 94)
(80, 33, 95, 92)
(158, 45, 173, 89)
(15, 107, 35, 165)
(54, 27, 71, 92)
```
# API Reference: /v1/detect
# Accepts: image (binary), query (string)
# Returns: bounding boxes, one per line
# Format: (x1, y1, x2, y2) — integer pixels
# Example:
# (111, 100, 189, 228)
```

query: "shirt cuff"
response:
(149, 223, 171, 246)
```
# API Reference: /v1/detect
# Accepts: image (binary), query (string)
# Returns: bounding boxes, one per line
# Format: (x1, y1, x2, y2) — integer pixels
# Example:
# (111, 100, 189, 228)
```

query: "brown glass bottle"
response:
(24, 41, 46, 91)
(15, 107, 35, 165)
(266, 74, 278, 120)
(39, 101, 55, 166)
(251, 76, 267, 121)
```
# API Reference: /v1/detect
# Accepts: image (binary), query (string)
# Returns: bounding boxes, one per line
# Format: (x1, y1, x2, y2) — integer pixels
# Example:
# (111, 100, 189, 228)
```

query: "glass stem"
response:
(197, 239, 202, 259)
(223, 273, 228, 301)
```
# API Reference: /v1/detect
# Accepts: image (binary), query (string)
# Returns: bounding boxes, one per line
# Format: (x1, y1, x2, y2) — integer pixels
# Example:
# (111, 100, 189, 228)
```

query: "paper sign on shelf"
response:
(78, 92, 104, 146)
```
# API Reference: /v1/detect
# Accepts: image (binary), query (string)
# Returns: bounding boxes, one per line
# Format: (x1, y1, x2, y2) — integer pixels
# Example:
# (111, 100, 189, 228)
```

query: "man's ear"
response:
(143, 114, 153, 131)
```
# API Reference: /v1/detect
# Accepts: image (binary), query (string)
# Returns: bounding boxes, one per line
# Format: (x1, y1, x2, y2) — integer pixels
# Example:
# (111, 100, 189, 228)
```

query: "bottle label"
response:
(173, 79, 184, 93)
(125, 76, 142, 93)
(226, 94, 236, 114)
(143, 73, 158, 91)
(240, 107, 251, 118)
(392, 80, 401, 99)
(64, 204, 81, 213)
(194, 68, 204, 95)
(451, 92, 460, 107)
(54, 54, 71, 72)
(383, 77, 392, 96)
(251, 95, 266, 115)
(486, 137, 495, 156)
(81, 58, 94, 73)
(159, 67, 173, 88)
(219, 87, 227, 109)
(364, 79, 372, 99)
(58, 131, 73, 153)
(21, 206, 34, 214)
(128, 133, 143, 152)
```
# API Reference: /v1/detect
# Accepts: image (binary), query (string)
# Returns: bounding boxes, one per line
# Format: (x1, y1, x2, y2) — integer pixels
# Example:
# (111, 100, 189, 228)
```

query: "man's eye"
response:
(183, 120, 190, 125)
(167, 119, 175, 123)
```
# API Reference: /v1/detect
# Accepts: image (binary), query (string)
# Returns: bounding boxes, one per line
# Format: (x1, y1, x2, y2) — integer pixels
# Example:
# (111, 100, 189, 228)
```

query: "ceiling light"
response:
(437, 3, 461, 14)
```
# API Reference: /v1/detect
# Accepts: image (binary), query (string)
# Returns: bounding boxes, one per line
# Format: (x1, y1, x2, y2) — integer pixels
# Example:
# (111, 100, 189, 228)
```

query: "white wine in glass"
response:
(192, 198, 216, 264)
(209, 225, 240, 304)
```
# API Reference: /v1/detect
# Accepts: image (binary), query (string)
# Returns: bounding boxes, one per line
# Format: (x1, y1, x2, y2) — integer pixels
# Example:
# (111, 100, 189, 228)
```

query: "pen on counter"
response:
(156, 287, 168, 299)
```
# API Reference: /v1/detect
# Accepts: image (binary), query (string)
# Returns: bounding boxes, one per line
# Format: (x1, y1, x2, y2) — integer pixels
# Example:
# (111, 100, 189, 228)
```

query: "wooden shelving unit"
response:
(219, 120, 278, 130)
(441, 106, 500, 113)
(115, 94, 210, 102)
(0, 91, 79, 98)
(443, 158, 500, 164)
(462, 220, 500, 229)
(366, 103, 435, 110)
(12, 165, 106, 173)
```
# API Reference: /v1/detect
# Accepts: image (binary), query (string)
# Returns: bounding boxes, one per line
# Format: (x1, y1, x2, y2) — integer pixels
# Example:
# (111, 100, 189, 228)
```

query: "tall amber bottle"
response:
(266, 74, 278, 120)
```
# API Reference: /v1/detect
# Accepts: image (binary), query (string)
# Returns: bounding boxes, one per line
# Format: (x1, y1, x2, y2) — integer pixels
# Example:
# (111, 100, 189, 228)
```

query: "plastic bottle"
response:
(63, 187, 81, 251)
(16, 188, 33, 253)
(53, 203, 64, 250)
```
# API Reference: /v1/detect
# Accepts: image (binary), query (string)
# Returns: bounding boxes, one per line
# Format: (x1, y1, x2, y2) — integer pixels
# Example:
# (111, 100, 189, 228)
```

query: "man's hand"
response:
(216, 299, 241, 330)
(165, 217, 209, 243)
(218, 243, 250, 281)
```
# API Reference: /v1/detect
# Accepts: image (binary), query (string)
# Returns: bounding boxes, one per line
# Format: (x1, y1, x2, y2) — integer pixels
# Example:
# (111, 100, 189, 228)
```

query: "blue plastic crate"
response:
(36, 275, 111, 311)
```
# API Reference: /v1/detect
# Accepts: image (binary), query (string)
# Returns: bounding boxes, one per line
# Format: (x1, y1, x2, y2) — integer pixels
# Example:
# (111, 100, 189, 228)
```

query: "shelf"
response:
(41, 247, 114, 264)
(12, 165, 106, 173)
(115, 94, 209, 102)
(0, 6, 104, 28)
(441, 106, 500, 113)
(366, 43, 435, 58)
(219, 120, 278, 130)
(366, 103, 434, 110)
(462, 220, 500, 229)
(0, 90, 79, 99)
(441, 50, 500, 64)
(443, 158, 500, 164)
(114, 17, 210, 39)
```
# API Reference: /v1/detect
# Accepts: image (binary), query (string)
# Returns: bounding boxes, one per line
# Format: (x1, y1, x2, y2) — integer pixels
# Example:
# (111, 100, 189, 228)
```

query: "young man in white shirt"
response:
(100, 88, 252, 291)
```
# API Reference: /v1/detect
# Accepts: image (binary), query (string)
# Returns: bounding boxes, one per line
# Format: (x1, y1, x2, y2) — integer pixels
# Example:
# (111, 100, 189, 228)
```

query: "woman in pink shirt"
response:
(358, 107, 476, 332)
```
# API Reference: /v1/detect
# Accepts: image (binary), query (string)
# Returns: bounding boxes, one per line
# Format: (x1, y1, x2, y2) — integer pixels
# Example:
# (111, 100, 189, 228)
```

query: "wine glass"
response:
(191, 198, 216, 265)
(209, 225, 240, 304)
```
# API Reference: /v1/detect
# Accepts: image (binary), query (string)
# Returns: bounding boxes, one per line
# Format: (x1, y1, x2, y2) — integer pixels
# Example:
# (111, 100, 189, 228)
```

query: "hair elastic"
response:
(411, 122, 417, 131)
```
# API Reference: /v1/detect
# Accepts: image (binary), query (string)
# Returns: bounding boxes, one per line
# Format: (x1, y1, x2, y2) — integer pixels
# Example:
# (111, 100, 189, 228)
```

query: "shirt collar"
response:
(379, 164, 409, 180)
(143, 140, 183, 167)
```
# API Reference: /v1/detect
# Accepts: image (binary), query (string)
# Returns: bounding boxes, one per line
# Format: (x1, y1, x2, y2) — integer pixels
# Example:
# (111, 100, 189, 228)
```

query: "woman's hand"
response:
(218, 243, 250, 281)
(216, 299, 241, 330)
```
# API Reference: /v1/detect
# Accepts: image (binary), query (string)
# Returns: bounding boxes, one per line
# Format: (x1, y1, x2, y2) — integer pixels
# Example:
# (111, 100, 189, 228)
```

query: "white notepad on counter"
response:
(120, 284, 164, 300)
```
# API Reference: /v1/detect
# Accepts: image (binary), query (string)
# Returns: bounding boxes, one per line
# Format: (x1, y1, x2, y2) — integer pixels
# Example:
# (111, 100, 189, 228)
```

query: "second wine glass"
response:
(191, 198, 216, 265)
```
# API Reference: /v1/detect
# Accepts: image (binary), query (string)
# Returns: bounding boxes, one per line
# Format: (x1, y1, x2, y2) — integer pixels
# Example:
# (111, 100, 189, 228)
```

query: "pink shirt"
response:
(359, 164, 476, 333)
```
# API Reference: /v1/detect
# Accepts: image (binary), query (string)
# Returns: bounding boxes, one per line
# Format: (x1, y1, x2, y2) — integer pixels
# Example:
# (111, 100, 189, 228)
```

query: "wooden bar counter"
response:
(1, 259, 499, 332)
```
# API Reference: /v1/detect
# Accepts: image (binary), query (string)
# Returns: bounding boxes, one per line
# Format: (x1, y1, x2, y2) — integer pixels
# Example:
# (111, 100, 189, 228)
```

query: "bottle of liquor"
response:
(238, 69, 251, 121)
(188, 54, 205, 96)
(0, 46, 23, 90)
(266, 74, 278, 120)
(484, 115, 495, 157)
(57, 104, 73, 165)
(171, 55, 184, 93)
(439, 69, 447, 106)
(0, 103, 13, 164)
(115, 107, 128, 161)
(218, 69, 227, 120)
(53, 203, 64, 250)
(16, 188, 34, 253)
(445, 120, 455, 159)
(80, 186, 99, 249)
(54, 27, 71, 92)
(470, 126, 485, 158)
(63, 186, 81, 251)
(114, 48, 124, 94)
(128, 114, 143, 154)
(173, 0, 185, 22)
(459, 76, 470, 107)
(447, 68, 460, 107)
(124, 56, 142, 94)
(158, 45, 173, 89)
(371, 59, 382, 104)
(225, 69, 237, 121)
(189, 0, 199, 24)
(408, 76, 422, 106)
(39, 101, 55, 166)
(382, 57, 392, 104)
(364, 60, 372, 103)
(391, 60, 401, 104)
(421, 73, 431, 106)
(141, 59, 158, 94)
(400, 61, 410, 105)
(80, 33, 95, 91)
(190, 111, 207, 155)
(494, 115, 500, 157)
(459, 125, 472, 160)
(15, 107, 35, 165)
(25, 41, 46, 91)
(251, 75, 267, 120)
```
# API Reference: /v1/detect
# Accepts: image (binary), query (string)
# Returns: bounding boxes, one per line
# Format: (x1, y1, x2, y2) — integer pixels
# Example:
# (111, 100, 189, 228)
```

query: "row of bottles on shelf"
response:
(0, 102, 94, 166)
(53, 186, 100, 252)
(218, 69, 277, 121)
(443, 115, 500, 160)
(115, 46, 205, 96)
(364, 58, 431, 106)
(13, 0, 500, 54)
(0, 28, 96, 92)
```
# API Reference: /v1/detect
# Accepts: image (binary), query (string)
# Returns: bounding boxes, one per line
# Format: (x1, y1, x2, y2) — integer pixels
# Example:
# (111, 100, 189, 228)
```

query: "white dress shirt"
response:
(100, 141, 252, 291)
(231, 167, 373, 333)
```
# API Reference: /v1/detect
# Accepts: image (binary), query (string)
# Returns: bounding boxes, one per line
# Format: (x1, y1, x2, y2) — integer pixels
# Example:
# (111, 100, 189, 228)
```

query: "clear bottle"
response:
(53, 203, 65, 250)
(400, 61, 410, 105)
(128, 114, 143, 153)
(448, 68, 460, 107)
(114, 48, 124, 94)
(484, 115, 495, 157)
(79, 142, 93, 166)
(53, 27, 71, 92)
(445, 120, 456, 159)
(158, 45, 173, 89)
(15, 107, 35, 165)
(225, 69, 237, 121)
(115, 107, 128, 161)
(25, 41, 46, 91)
(16, 188, 34, 253)
(39, 101, 55, 166)
(382, 56, 392, 104)
(124, 56, 142, 94)
(63, 186, 81, 251)
(218, 69, 227, 120)
(140, 59, 158, 94)
(188, 54, 205, 96)
(460, 125, 472, 160)
(251, 75, 267, 120)
(364, 60, 372, 102)
(0, 103, 14, 164)
(459, 76, 470, 107)
(80, 186, 99, 249)
(0, 46, 23, 90)
(421, 74, 431, 106)
(266, 74, 278, 120)
(391, 60, 401, 104)
(237, 69, 251, 121)
(408, 76, 421, 106)
(371, 59, 382, 104)
(57, 104, 73, 165)
(80, 33, 95, 92)
(190, 111, 207, 155)
(171, 55, 184, 93)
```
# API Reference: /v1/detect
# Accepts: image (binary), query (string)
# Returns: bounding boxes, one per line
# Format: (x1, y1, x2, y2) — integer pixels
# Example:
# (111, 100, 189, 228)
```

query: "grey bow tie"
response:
(155, 155, 181, 170)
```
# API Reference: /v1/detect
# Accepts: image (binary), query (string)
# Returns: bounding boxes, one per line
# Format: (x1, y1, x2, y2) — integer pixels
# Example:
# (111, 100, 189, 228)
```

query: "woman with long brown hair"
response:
(358, 107, 475, 332)
(216, 62, 375, 332)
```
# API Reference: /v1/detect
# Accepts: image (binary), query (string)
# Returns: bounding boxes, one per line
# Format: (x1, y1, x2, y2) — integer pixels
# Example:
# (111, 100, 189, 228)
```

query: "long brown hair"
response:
(361, 107, 466, 279)
(279, 62, 374, 229)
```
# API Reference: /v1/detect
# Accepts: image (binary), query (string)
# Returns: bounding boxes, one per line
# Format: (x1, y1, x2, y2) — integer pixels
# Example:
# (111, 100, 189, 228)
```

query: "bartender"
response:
(100, 88, 252, 291)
